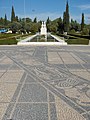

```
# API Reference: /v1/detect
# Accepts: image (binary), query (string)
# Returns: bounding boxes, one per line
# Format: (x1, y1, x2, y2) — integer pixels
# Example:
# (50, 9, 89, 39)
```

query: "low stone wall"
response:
(50, 34, 67, 43)
(17, 42, 67, 46)
(89, 40, 90, 45)
(19, 34, 38, 43)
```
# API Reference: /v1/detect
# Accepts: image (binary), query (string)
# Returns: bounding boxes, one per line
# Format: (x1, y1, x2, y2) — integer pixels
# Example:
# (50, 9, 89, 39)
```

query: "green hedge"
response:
(0, 33, 34, 45)
(68, 33, 90, 39)
(66, 38, 89, 45)
(0, 38, 17, 45)
(57, 33, 89, 45)
(0, 33, 18, 39)
(0, 33, 33, 39)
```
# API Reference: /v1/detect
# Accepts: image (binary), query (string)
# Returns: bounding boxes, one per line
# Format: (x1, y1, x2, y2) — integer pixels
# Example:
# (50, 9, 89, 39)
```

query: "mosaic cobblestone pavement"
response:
(0, 45, 90, 120)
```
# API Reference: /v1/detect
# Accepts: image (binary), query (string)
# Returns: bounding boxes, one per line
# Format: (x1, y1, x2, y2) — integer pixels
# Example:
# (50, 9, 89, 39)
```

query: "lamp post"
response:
(24, 0, 26, 34)
(24, 0, 26, 22)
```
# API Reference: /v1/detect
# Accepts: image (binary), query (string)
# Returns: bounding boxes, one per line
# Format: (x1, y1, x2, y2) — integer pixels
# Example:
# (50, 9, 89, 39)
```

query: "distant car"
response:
(0, 29, 8, 33)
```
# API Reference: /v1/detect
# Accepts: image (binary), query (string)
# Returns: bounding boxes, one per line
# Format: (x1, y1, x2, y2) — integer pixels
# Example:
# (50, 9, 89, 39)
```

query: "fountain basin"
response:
(17, 33, 67, 45)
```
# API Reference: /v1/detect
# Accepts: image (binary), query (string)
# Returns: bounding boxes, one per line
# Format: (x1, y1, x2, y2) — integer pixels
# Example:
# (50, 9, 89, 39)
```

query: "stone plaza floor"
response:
(0, 45, 90, 120)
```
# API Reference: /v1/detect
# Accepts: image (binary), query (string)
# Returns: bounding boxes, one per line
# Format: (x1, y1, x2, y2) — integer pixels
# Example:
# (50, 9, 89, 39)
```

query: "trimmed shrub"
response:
(81, 28, 89, 35)
(66, 38, 89, 45)
(0, 33, 17, 39)
(0, 38, 17, 45)
(70, 29, 76, 34)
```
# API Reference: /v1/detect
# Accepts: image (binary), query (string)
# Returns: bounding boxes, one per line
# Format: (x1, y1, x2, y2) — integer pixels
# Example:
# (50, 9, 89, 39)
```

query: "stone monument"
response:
(40, 21, 47, 35)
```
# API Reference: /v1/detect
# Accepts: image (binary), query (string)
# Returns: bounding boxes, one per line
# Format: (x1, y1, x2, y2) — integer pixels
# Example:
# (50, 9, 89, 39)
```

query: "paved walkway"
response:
(0, 45, 90, 120)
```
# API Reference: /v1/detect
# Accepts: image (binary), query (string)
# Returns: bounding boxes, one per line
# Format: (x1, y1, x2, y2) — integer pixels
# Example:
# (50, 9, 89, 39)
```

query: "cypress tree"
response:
(4, 14, 7, 26)
(66, 1, 69, 32)
(46, 17, 51, 32)
(81, 13, 84, 31)
(63, 1, 69, 32)
(11, 6, 15, 22)
(15, 16, 18, 22)
(46, 17, 50, 24)
(58, 17, 63, 34)
(63, 12, 66, 32)
(0, 17, 4, 26)
(33, 17, 37, 23)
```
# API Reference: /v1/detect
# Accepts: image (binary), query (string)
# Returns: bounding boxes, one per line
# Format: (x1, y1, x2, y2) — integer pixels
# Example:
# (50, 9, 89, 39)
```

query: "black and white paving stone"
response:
(0, 45, 90, 120)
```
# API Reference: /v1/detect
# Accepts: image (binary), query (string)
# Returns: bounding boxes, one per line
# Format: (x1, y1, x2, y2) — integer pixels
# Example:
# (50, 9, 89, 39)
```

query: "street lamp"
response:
(24, 0, 26, 22)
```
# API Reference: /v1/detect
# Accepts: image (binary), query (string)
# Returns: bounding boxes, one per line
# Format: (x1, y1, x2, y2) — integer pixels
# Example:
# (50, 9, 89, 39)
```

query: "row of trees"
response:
(46, 1, 90, 35)
(0, 6, 42, 33)
(46, 1, 89, 35)
(0, 2, 90, 35)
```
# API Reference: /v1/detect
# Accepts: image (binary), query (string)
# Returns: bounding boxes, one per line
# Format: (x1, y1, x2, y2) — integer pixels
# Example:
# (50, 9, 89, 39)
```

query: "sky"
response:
(0, 0, 90, 23)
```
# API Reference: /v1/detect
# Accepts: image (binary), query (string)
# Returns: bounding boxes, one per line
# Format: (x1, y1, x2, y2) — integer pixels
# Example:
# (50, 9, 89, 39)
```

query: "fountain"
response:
(40, 21, 47, 35)
(17, 21, 67, 45)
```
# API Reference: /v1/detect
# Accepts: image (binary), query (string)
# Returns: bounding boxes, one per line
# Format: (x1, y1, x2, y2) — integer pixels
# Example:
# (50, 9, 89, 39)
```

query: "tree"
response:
(70, 19, 80, 31)
(37, 21, 42, 32)
(30, 23, 38, 33)
(66, 1, 69, 32)
(46, 17, 50, 24)
(9, 22, 21, 33)
(26, 18, 32, 23)
(20, 21, 26, 33)
(57, 17, 64, 34)
(63, 12, 66, 32)
(81, 13, 84, 31)
(63, 1, 69, 32)
(15, 16, 18, 22)
(19, 18, 32, 34)
(25, 23, 31, 33)
(46, 17, 52, 32)
(11, 6, 15, 22)
(50, 25, 57, 33)
(33, 17, 37, 23)
(82, 28, 89, 35)
(4, 14, 7, 26)
(0, 17, 4, 27)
